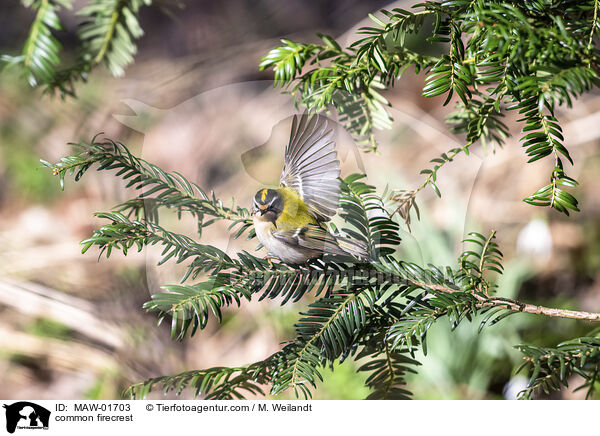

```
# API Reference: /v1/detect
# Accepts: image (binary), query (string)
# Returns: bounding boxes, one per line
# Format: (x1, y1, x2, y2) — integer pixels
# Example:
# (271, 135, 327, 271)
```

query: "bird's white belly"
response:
(253, 217, 318, 264)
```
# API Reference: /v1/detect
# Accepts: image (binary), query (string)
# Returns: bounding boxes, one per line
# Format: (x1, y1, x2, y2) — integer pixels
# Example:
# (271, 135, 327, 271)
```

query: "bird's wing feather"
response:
(280, 113, 340, 222)
(272, 225, 348, 256)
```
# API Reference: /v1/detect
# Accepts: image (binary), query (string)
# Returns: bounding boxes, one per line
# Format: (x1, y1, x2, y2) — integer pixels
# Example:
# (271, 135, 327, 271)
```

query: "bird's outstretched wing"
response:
(280, 113, 340, 222)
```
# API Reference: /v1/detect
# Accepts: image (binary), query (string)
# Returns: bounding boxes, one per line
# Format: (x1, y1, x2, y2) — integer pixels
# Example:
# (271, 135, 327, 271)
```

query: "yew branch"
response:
(412, 281, 600, 321)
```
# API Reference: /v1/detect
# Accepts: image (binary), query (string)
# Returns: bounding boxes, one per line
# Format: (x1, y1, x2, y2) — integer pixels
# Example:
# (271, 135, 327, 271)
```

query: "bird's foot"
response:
(265, 255, 278, 269)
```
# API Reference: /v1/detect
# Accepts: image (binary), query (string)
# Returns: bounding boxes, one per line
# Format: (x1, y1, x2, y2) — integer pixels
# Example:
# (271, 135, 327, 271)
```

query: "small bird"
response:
(252, 113, 368, 264)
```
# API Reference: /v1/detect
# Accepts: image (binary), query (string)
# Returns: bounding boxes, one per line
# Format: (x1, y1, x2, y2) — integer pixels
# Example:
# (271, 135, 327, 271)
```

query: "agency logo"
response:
(2, 402, 50, 434)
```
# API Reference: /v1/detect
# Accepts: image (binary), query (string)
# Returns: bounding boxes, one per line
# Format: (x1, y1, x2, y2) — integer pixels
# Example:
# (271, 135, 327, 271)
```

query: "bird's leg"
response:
(264, 254, 278, 269)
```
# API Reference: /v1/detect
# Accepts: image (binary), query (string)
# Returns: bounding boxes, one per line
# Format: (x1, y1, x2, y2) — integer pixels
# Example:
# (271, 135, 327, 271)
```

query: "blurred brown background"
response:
(1, 0, 599, 400)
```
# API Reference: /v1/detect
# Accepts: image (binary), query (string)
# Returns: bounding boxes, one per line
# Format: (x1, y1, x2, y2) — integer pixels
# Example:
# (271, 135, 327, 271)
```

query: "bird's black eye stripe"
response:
(253, 189, 283, 213)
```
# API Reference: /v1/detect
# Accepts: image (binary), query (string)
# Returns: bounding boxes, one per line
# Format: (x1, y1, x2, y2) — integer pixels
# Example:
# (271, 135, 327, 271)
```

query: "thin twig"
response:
(412, 281, 600, 321)
(587, 0, 599, 66)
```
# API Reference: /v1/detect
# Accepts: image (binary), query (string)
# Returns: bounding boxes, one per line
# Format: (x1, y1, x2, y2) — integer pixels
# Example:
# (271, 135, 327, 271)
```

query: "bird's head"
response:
(253, 188, 284, 223)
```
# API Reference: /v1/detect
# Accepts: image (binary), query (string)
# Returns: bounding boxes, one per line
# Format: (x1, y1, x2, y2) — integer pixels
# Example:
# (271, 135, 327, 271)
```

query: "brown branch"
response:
(411, 281, 600, 322)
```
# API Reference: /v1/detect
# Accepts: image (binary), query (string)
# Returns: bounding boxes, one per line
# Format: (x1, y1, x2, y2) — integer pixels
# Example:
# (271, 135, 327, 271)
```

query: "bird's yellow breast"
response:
(275, 186, 317, 230)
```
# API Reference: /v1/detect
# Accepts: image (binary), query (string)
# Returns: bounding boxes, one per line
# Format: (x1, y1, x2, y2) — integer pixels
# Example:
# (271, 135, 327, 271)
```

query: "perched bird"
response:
(252, 113, 368, 264)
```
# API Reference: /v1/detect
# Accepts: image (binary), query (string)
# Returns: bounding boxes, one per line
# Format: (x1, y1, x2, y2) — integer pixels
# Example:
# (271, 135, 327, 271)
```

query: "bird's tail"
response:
(332, 235, 371, 261)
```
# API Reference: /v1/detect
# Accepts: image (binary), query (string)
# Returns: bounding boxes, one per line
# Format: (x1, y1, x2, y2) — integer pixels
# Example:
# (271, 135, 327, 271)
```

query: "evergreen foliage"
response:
(1, 0, 153, 97)
(44, 136, 600, 399)
(2, 0, 72, 88)
(78, 0, 150, 77)
(516, 329, 600, 399)
(31, 0, 600, 399)
(260, 0, 600, 218)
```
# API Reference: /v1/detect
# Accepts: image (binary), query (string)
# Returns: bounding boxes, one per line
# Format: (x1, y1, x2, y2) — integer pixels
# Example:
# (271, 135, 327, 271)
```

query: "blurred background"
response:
(1, 0, 599, 400)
